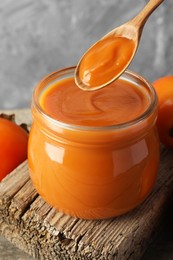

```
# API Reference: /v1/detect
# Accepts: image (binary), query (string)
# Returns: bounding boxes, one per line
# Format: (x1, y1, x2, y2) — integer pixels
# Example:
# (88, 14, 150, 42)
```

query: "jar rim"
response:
(32, 66, 157, 131)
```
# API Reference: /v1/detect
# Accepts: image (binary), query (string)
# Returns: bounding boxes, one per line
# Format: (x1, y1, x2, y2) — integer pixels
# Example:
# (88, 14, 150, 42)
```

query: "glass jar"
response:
(28, 67, 160, 219)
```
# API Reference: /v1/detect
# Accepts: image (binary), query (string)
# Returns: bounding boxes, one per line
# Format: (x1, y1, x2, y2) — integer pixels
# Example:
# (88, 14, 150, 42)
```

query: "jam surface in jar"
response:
(40, 76, 149, 126)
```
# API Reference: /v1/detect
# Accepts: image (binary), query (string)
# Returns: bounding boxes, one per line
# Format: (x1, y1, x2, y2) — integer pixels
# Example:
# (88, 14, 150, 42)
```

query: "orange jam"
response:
(28, 67, 160, 219)
(40, 76, 149, 126)
(78, 36, 135, 88)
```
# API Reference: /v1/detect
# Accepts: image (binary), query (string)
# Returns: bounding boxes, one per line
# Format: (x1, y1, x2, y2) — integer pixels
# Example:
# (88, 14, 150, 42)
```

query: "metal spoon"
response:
(75, 0, 164, 91)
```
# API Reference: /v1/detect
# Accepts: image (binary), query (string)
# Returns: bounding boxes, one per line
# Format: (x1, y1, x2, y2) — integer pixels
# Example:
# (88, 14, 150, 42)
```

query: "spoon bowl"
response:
(75, 0, 164, 91)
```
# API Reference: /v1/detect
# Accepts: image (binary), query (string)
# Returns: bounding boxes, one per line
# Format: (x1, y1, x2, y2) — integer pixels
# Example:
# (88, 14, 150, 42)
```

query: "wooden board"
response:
(0, 109, 173, 260)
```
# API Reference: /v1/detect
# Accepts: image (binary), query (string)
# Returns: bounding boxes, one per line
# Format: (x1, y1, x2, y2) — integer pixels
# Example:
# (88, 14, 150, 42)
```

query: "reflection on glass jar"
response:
(28, 67, 160, 219)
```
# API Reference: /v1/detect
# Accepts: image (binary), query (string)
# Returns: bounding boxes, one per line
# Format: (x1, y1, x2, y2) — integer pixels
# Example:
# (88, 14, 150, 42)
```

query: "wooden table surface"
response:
(1, 109, 173, 260)
(142, 203, 173, 260)
(1, 214, 173, 260)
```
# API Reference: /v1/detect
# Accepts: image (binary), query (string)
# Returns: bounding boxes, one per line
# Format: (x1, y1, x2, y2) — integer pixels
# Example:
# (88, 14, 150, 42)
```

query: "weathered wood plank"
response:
(0, 161, 29, 208)
(1, 109, 173, 259)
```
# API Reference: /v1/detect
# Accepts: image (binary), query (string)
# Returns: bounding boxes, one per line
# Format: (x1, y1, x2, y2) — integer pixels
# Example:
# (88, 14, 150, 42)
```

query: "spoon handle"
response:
(131, 0, 165, 28)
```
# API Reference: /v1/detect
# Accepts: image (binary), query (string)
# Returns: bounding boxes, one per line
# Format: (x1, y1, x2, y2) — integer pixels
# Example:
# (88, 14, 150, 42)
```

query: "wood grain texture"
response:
(0, 109, 173, 259)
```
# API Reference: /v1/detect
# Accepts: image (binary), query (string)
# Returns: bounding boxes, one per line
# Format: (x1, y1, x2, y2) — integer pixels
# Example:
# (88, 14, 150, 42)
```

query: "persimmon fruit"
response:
(0, 115, 28, 181)
(153, 75, 173, 148)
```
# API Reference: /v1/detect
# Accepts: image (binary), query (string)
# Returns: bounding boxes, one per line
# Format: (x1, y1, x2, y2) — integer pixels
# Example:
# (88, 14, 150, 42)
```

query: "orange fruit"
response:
(153, 75, 173, 148)
(0, 116, 28, 181)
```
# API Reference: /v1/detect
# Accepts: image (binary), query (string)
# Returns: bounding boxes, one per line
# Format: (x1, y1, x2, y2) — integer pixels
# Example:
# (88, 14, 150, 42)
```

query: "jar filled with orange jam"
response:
(28, 67, 160, 219)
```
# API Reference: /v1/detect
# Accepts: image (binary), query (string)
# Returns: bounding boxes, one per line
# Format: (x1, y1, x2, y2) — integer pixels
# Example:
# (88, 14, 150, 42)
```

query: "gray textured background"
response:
(0, 0, 172, 109)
